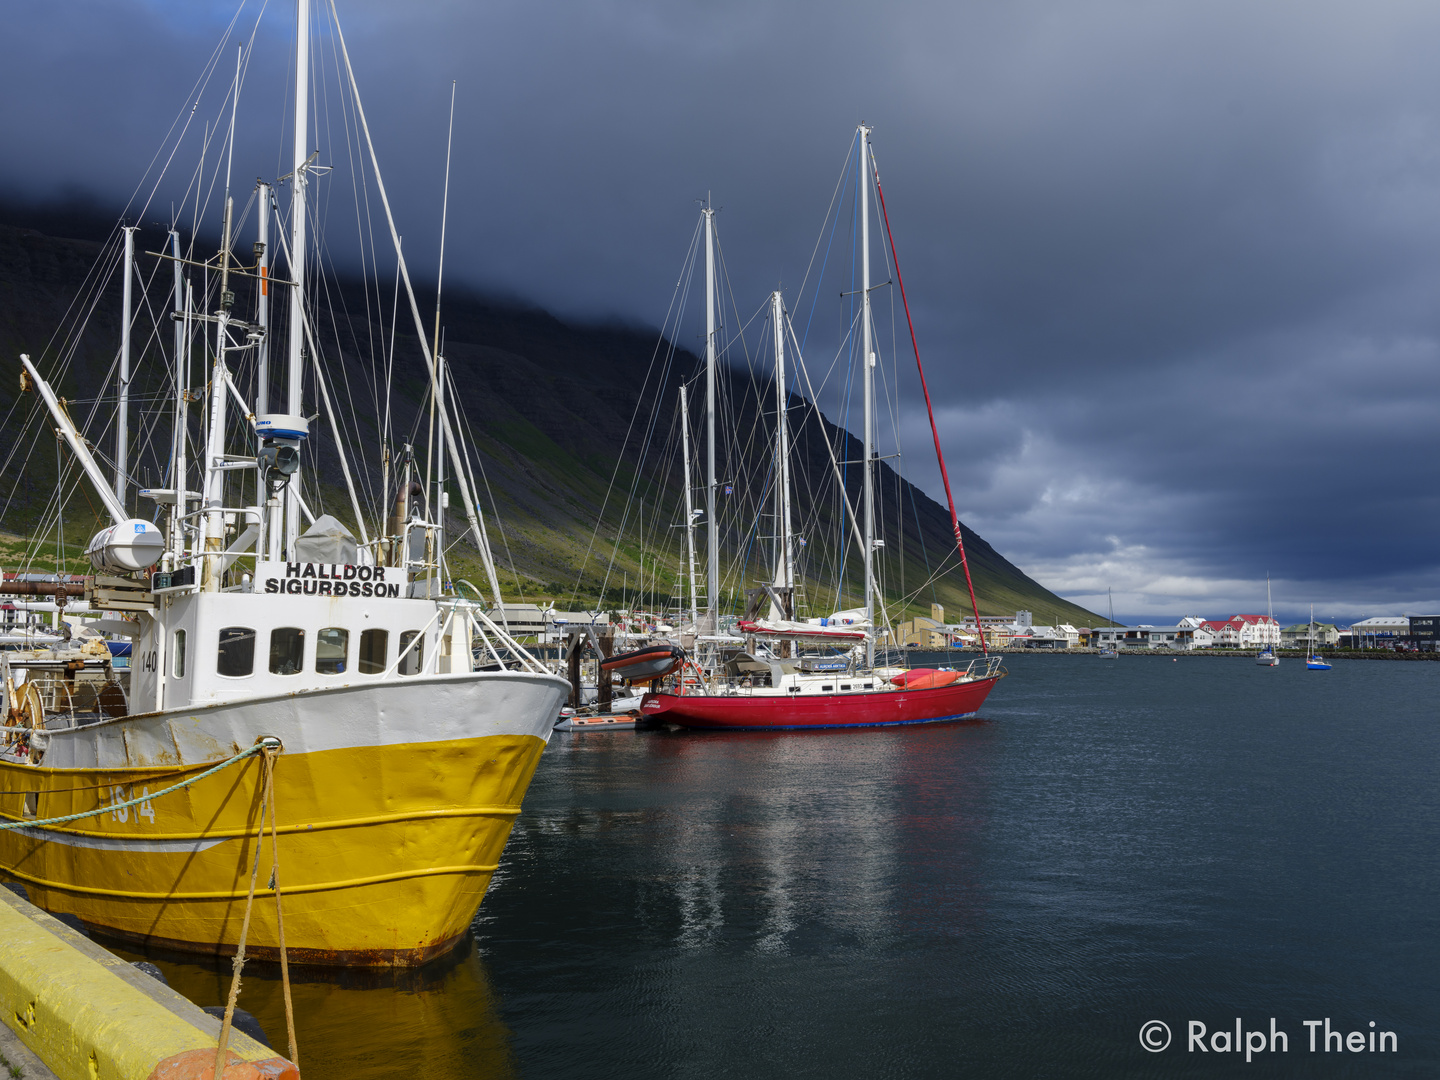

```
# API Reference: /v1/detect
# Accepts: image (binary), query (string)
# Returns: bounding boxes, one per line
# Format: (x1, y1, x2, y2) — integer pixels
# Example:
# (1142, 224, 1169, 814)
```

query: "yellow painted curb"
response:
(0, 890, 284, 1080)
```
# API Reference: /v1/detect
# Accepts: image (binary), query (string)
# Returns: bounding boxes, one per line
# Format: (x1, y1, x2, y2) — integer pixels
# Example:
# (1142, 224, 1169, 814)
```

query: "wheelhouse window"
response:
(217, 627, 256, 678)
(269, 628, 305, 676)
(398, 630, 424, 676)
(172, 630, 186, 678)
(316, 628, 349, 675)
(359, 629, 388, 675)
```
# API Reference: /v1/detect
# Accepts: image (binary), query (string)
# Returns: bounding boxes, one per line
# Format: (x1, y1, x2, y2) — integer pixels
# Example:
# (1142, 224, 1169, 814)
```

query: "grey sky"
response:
(7, 0, 1440, 622)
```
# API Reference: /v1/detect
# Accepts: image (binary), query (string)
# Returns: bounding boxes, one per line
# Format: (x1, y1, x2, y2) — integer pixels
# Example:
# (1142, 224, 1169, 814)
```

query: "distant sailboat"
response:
(1256, 574, 1279, 666)
(1306, 603, 1332, 670)
(1098, 588, 1118, 658)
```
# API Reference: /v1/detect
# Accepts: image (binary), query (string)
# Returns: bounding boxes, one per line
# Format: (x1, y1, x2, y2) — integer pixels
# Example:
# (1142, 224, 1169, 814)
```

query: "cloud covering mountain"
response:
(7, 0, 1440, 624)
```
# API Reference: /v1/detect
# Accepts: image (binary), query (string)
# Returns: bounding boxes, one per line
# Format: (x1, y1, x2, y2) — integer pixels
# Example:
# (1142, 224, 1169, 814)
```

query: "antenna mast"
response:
(284, 0, 311, 560)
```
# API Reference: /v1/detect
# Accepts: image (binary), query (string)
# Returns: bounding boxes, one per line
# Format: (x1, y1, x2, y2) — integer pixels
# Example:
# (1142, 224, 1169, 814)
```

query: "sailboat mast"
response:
(703, 204, 719, 631)
(169, 230, 188, 561)
(860, 124, 875, 667)
(284, 0, 311, 561)
(772, 290, 794, 600)
(116, 226, 135, 509)
(434, 352, 446, 595)
(681, 384, 699, 630)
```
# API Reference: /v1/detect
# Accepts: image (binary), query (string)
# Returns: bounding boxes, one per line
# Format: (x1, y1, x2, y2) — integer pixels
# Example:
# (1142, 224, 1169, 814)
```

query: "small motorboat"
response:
(600, 643, 685, 683)
(555, 709, 642, 731)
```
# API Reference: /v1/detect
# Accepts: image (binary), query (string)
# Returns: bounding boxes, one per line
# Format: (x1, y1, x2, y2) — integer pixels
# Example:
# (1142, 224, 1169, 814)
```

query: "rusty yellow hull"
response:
(0, 730, 549, 966)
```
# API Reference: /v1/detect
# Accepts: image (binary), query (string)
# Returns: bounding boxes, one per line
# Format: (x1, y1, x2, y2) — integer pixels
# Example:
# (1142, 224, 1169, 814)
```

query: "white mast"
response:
(771, 290, 794, 601)
(284, 0, 311, 561)
(328, 0, 506, 611)
(255, 184, 272, 414)
(680, 384, 699, 630)
(169, 230, 188, 561)
(116, 226, 135, 509)
(255, 184, 273, 559)
(860, 124, 875, 667)
(703, 204, 719, 634)
(426, 80, 456, 601)
(200, 44, 243, 591)
(433, 351, 445, 597)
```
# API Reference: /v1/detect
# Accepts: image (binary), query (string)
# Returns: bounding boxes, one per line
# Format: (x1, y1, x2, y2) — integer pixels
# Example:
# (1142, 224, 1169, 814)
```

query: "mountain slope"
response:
(0, 210, 1099, 627)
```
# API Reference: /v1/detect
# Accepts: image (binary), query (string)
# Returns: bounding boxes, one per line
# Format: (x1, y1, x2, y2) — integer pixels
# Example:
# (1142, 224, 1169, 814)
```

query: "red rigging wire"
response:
(869, 149, 988, 654)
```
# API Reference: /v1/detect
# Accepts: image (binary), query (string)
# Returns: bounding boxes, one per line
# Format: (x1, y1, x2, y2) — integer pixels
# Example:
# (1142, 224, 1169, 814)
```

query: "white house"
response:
(1093, 622, 1197, 650)
(1025, 623, 1079, 649)
(1232, 614, 1280, 648)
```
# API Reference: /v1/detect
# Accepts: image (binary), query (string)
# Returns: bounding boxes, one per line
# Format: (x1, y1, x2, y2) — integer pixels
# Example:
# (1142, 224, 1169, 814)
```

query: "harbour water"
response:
(123, 654, 1438, 1077)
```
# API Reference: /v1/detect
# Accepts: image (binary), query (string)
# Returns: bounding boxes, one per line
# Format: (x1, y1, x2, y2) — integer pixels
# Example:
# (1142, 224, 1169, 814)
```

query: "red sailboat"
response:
(643, 126, 1004, 731)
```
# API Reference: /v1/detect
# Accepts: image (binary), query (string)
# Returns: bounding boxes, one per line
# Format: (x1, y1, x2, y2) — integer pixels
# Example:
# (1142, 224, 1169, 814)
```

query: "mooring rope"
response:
(214, 744, 274, 1080)
(265, 744, 299, 1067)
(0, 734, 299, 1072)
(0, 738, 280, 832)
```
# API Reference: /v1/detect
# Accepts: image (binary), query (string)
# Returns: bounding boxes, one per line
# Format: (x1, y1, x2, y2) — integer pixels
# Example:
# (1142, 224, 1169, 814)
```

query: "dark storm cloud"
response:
(8, 0, 1440, 618)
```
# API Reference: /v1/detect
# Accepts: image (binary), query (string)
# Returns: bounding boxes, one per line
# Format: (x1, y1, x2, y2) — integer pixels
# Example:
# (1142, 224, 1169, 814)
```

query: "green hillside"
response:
(0, 211, 1099, 628)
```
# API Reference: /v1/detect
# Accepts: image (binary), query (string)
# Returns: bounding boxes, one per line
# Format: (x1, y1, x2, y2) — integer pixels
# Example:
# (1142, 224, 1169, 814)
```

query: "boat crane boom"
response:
(18, 354, 127, 526)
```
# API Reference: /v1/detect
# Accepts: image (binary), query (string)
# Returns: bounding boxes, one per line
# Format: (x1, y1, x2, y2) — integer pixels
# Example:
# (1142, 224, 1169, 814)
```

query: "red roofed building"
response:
(1196, 620, 1230, 647)
(1196, 614, 1280, 648)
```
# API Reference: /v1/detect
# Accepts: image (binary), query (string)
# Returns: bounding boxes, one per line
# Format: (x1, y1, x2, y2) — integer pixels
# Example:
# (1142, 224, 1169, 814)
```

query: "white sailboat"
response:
(1098, 588, 1119, 658)
(1, 0, 568, 966)
(1256, 574, 1279, 665)
(1306, 603, 1332, 670)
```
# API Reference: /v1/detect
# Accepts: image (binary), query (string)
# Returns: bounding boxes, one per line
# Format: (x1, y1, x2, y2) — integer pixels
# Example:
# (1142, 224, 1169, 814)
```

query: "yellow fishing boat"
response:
(1, 0, 569, 966)
(2, 668, 558, 965)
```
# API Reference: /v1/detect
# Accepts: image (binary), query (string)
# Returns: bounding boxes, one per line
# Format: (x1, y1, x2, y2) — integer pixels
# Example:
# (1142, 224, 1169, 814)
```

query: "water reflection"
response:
(507, 719, 995, 967)
(104, 717, 997, 1080)
(108, 936, 516, 1080)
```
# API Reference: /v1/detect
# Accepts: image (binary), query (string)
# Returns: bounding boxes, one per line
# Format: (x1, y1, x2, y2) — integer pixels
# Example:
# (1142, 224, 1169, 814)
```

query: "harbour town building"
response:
(1281, 622, 1339, 647)
(1347, 615, 1410, 648)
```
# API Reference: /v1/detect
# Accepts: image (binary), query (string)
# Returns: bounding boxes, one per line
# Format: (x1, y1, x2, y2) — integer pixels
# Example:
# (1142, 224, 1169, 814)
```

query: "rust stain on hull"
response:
(89, 919, 470, 969)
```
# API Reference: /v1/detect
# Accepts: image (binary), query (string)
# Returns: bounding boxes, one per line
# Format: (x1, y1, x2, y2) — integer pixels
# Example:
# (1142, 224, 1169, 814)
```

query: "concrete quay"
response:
(0, 888, 297, 1080)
